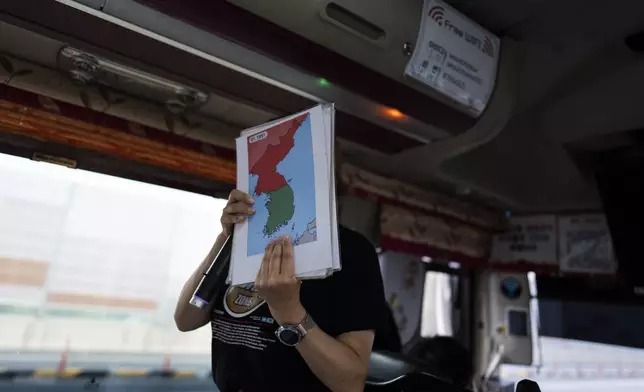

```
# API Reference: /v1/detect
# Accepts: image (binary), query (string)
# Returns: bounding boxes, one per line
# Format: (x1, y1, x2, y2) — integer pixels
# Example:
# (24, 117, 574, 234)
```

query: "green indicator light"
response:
(318, 78, 330, 87)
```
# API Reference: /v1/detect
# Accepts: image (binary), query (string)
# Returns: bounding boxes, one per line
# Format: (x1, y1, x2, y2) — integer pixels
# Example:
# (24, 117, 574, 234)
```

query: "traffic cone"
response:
(162, 353, 171, 372)
(57, 338, 70, 374)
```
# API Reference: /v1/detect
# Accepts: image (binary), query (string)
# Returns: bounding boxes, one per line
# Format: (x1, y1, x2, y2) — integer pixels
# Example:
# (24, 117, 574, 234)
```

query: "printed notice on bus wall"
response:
(490, 215, 558, 265)
(558, 214, 617, 275)
(404, 0, 500, 117)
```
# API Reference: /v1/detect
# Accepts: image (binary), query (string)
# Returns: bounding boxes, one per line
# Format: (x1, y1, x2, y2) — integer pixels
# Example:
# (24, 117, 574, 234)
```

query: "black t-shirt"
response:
(210, 225, 386, 392)
(372, 304, 402, 353)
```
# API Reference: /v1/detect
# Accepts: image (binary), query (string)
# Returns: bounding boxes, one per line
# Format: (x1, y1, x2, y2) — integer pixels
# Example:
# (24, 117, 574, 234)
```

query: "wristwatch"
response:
(275, 312, 317, 346)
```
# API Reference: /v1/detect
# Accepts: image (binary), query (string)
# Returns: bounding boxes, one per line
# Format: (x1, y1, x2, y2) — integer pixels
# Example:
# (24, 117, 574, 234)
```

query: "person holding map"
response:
(174, 188, 387, 392)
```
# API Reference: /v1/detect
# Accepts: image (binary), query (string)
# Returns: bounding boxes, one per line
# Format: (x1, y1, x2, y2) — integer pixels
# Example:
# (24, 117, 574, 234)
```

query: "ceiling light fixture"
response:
(58, 46, 208, 109)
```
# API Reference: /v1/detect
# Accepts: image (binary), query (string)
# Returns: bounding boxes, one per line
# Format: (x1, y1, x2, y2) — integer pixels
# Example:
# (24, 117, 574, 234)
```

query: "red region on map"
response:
(247, 113, 308, 195)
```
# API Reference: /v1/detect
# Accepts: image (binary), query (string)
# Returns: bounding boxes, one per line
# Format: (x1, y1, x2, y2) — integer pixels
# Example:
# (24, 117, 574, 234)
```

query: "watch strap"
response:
(295, 312, 317, 337)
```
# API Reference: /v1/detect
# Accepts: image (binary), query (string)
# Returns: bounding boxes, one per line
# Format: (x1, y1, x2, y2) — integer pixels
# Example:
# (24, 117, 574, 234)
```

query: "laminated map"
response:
(246, 113, 317, 256)
(231, 104, 339, 285)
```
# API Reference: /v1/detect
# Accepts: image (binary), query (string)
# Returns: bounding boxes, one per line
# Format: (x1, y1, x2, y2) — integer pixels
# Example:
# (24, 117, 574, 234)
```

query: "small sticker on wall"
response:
(506, 308, 530, 337)
(500, 277, 522, 300)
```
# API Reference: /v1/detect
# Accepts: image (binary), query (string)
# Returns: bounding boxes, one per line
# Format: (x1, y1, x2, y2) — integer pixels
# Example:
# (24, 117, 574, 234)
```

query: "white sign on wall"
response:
(559, 214, 616, 274)
(490, 215, 558, 265)
(404, 0, 500, 117)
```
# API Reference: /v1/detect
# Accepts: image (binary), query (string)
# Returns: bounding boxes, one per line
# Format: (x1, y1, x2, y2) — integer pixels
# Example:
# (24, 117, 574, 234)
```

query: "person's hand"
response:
(220, 190, 255, 237)
(255, 236, 305, 325)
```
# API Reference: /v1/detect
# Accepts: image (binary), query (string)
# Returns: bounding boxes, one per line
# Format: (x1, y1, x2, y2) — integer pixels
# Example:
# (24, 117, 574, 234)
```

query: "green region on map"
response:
(264, 184, 295, 236)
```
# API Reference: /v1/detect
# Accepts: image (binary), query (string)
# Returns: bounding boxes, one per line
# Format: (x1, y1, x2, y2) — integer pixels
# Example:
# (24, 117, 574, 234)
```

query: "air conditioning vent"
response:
(226, 0, 420, 80)
(323, 2, 386, 42)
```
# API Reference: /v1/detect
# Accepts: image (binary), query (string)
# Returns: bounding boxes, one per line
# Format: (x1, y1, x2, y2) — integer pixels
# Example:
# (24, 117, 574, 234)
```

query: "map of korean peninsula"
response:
(246, 113, 318, 257)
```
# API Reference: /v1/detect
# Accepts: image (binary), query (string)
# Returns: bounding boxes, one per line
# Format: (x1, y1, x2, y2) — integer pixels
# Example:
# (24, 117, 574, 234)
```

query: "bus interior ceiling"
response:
(3, 1, 644, 386)
(1, 0, 644, 215)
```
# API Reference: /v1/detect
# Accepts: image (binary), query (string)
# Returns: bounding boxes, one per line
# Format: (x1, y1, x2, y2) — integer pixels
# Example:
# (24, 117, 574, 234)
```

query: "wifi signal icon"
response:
(483, 36, 495, 58)
(428, 5, 445, 26)
(500, 277, 522, 299)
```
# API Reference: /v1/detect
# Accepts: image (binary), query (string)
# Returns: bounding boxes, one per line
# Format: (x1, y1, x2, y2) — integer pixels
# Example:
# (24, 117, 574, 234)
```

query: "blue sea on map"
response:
(246, 115, 317, 257)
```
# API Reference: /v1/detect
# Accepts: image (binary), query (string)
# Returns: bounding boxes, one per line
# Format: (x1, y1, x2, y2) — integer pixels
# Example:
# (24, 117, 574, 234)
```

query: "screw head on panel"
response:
(403, 42, 414, 56)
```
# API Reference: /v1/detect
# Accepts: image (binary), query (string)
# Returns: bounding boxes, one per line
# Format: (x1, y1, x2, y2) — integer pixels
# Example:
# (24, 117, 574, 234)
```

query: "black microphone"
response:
(189, 232, 234, 309)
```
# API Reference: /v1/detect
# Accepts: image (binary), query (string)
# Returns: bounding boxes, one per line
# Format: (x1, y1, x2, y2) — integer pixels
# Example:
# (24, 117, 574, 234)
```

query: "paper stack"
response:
(229, 104, 340, 285)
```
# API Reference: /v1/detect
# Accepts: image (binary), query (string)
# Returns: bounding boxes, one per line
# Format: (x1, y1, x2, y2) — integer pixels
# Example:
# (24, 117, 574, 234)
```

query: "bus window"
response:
(0, 153, 225, 376)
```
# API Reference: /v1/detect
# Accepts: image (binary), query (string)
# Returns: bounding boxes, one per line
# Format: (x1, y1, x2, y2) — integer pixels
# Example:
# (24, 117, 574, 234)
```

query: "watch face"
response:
(276, 326, 301, 346)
